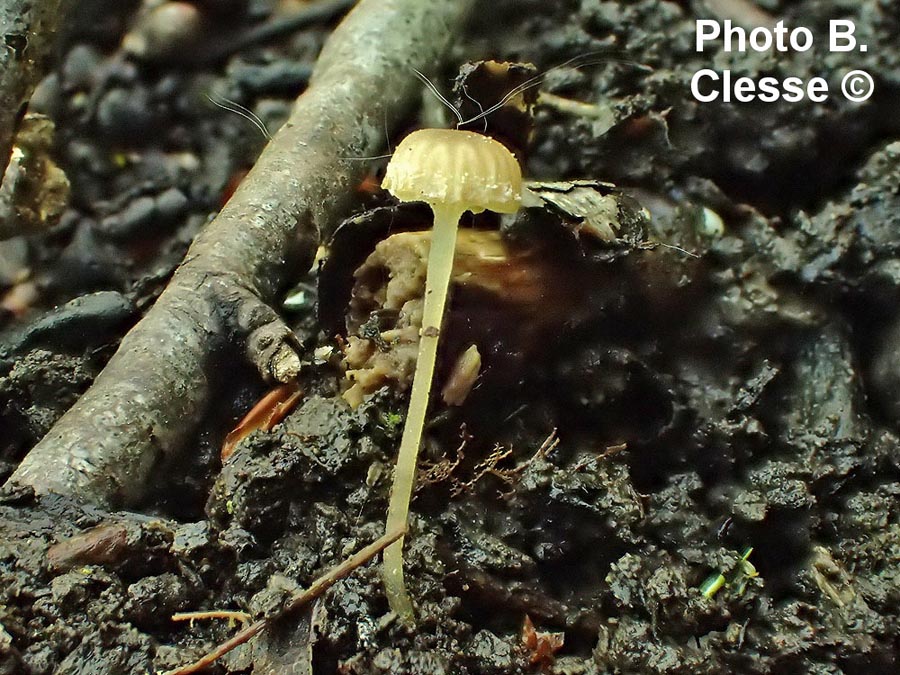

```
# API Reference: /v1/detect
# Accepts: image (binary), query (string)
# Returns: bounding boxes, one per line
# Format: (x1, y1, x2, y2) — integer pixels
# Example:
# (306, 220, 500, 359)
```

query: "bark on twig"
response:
(6, 0, 475, 506)
(0, 0, 69, 179)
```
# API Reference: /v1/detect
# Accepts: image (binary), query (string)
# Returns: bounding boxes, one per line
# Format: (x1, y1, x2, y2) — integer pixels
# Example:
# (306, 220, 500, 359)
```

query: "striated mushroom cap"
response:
(382, 129, 522, 215)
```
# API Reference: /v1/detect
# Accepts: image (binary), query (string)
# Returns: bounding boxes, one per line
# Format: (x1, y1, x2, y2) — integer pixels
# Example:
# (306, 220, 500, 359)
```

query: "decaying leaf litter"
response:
(2, 0, 900, 673)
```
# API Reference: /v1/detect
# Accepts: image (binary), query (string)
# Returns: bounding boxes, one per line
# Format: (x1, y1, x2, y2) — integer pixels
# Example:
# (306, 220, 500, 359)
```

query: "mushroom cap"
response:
(382, 129, 522, 215)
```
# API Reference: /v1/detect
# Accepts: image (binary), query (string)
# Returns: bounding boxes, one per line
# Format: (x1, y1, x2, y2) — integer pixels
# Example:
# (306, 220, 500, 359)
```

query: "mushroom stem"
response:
(382, 203, 462, 621)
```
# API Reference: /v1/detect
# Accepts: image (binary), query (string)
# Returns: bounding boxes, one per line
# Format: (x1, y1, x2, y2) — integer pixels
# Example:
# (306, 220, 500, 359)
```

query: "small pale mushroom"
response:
(380, 128, 522, 620)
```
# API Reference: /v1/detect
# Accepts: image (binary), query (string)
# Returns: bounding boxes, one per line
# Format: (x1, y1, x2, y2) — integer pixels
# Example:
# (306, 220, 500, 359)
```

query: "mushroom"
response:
(379, 128, 522, 620)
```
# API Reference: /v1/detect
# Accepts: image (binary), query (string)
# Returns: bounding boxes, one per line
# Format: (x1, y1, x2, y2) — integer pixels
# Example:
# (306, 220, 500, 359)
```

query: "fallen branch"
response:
(164, 527, 405, 675)
(6, 0, 475, 506)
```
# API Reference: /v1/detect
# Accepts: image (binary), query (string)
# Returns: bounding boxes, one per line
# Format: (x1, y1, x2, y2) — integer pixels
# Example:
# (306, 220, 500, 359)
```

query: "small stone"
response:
(65, 140, 104, 174)
(123, 2, 205, 63)
(153, 74, 182, 100)
(155, 187, 189, 221)
(104, 57, 139, 87)
(99, 195, 155, 239)
(96, 86, 155, 140)
(30, 73, 63, 117)
(47, 523, 129, 572)
(51, 571, 94, 607)
(62, 44, 103, 92)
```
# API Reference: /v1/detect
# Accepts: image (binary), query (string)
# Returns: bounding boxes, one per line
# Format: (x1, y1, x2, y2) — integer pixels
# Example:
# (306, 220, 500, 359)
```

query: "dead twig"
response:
(170, 610, 252, 626)
(164, 527, 405, 675)
(6, 0, 475, 506)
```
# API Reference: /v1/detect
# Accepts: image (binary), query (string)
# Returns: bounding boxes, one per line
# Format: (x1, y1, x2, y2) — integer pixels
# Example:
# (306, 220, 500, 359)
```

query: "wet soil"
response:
(2, 0, 900, 673)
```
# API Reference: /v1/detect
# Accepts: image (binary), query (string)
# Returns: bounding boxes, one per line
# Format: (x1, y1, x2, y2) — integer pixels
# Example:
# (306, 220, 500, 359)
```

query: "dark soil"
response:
(2, 0, 900, 673)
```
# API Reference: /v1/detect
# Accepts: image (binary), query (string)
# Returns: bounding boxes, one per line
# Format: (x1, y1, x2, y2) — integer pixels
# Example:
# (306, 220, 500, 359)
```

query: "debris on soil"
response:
(6, 0, 476, 507)
(521, 614, 565, 668)
(220, 382, 303, 461)
(162, 527, 403, 675)
(0, 114, 71, 241)
(2, 0, 900, 673)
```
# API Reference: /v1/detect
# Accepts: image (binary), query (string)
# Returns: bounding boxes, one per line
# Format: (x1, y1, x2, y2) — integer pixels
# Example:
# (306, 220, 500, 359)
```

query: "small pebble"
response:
(104, 57, 139, 86)
(127, 573, 190, 627)
(122, 1, 205, 63)
(52, 220, 127, 293)
(1, 290, 134, 356)
(62, 44, 103, 92)
(65, 140, 105, 174)
(97, 187, 191, 240)
(69, 0, 139, 44)
(254, 98, 290, 136)
(155, 187, 189, 221)
(153, 74, 182, 101)
(96, 86, 155, 140)
(246, 0, 275, 20)
(29, 73, 63, 117)
(99, 195, 155, 239)
(47, 523, 130, 572)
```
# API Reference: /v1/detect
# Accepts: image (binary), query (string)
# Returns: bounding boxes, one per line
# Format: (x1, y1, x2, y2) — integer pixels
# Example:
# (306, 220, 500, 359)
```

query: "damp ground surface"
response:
(2, 1, 900, 673)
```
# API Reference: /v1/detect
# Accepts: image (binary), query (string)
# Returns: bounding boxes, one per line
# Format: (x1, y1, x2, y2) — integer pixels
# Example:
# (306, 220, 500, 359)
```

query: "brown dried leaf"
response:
(521, 614, 564, 668)
(221, 383, 303, 461)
